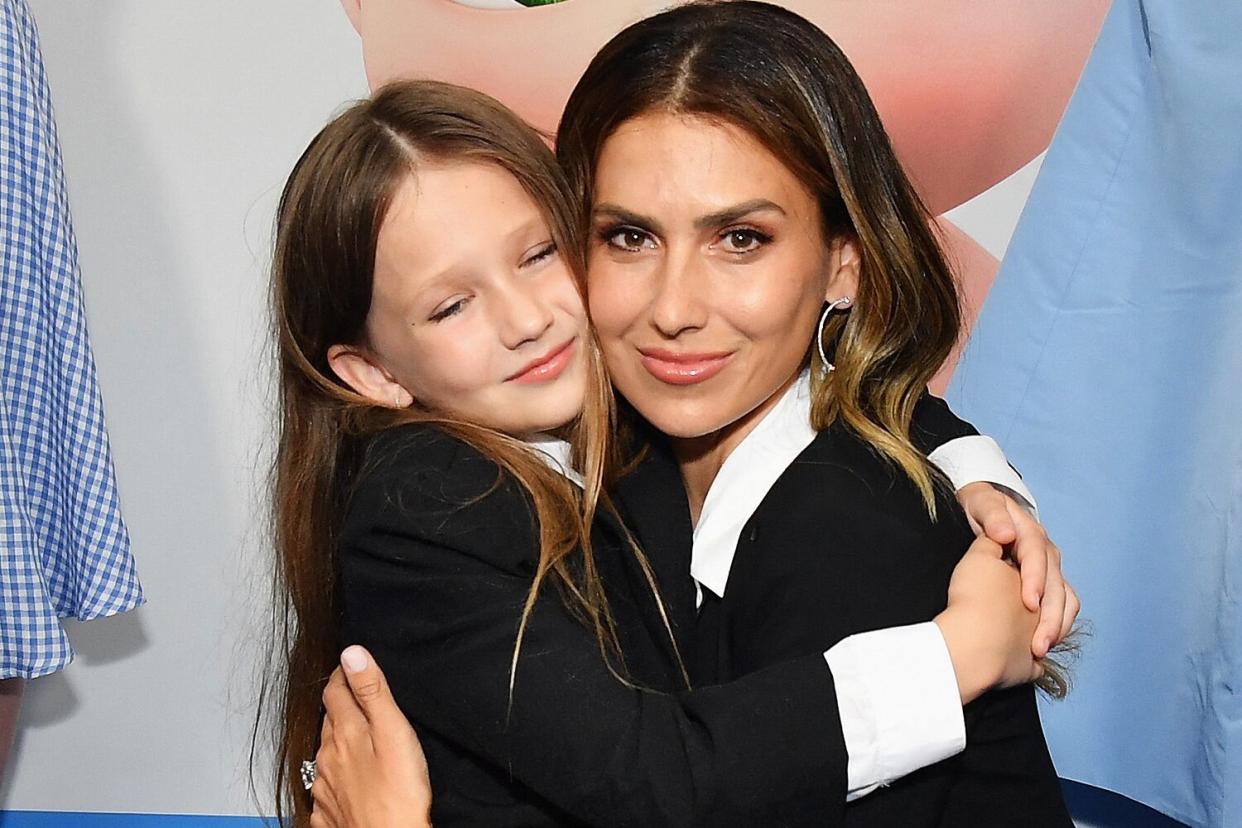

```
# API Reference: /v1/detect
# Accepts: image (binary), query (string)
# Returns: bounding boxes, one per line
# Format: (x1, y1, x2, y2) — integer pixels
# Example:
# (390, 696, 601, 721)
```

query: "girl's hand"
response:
(310, 646, 432, 828)
(956, 483, 1080, 658)
(934, 538, 1043, 704)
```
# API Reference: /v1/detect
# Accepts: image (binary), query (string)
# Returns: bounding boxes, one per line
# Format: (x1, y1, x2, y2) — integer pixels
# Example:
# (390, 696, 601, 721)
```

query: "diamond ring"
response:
(300, 759, 317, 791)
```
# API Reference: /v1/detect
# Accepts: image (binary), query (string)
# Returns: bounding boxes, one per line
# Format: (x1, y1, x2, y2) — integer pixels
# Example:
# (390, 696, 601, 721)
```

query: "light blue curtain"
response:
(949, 2, 1242, 825)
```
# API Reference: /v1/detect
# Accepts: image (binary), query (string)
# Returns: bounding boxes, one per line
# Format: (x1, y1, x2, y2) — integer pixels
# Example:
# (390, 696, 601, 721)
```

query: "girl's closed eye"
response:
(428, 296, 470, 322)
(521, 241, 558, 268)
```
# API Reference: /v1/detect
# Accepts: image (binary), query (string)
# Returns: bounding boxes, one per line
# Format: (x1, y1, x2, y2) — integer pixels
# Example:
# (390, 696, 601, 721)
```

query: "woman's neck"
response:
(669, 369, 802, 526)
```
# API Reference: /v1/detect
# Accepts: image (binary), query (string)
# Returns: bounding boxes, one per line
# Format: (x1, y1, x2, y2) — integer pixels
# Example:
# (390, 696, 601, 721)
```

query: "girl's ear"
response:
(327, 343, 413, 408)
(825, 235, 861, 301)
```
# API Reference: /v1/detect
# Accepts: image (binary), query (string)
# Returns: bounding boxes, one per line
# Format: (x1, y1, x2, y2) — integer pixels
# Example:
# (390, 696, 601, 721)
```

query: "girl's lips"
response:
(508, 338, 576, 384)
(638, 348, 733, 386)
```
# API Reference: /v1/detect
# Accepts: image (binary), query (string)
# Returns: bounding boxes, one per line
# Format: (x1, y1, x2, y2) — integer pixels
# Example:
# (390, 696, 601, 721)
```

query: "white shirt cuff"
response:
(824, 622, 966, 801)
(929, 434, 1038, 518)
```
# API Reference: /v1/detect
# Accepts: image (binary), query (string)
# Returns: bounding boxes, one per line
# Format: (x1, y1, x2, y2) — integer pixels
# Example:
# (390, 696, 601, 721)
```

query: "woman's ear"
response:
(825, 236, 861, 302)
(327, 344, 413, 408)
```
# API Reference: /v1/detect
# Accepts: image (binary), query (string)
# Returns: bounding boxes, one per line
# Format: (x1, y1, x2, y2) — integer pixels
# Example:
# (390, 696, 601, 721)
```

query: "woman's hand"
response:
(955, 482, 1079, 658)
(310, 646, 432, 828)
(934, 538, 1043, 705)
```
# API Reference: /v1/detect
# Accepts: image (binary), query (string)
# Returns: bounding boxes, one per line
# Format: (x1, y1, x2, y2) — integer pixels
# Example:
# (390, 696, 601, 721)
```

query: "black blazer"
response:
(337, 424, 847, 827)
(691, 411, 1072, 826)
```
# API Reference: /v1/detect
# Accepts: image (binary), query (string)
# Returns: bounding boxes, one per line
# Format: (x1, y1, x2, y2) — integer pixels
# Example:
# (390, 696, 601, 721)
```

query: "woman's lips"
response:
(638, 348, 733, 386)
(508, 338, 576, 384)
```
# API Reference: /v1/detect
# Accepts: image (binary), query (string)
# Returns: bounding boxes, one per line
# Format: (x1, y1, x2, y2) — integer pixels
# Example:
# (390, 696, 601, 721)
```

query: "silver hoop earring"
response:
(816, 297, 853, 375)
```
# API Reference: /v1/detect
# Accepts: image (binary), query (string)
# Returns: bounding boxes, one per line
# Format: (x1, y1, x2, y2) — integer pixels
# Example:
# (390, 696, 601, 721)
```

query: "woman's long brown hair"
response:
(556, 0, 1072, 697)
(257, 79, 681, 827)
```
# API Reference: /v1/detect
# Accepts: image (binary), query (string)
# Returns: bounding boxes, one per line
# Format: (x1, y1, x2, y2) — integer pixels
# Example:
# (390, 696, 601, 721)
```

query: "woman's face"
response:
(330, 161, 590, 436)
(587, 113, 856, 443)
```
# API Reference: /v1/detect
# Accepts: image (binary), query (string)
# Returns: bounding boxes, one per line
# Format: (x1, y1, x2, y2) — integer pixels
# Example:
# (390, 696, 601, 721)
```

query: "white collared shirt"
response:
(526, 433, 583, 488)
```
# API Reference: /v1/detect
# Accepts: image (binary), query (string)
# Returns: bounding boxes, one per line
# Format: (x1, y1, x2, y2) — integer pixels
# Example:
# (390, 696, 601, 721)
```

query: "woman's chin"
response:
(628, 403, 730, 443)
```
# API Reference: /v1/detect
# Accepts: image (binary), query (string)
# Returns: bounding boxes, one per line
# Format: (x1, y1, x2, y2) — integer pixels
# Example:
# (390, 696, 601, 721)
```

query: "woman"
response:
(562, 2, 1074, 822)
(308, 2, 1080, 825)
(266, 78, 1060, 826)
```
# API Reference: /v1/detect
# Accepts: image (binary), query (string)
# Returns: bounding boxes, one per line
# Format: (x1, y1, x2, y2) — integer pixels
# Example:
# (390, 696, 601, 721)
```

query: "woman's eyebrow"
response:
(592, 203, 663, 233)
(693, 199, 785, 230)
(592, 199, 785, 233)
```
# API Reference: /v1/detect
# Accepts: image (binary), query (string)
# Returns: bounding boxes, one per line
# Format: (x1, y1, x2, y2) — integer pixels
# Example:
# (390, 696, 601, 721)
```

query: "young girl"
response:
(268, 79, 1061, 826)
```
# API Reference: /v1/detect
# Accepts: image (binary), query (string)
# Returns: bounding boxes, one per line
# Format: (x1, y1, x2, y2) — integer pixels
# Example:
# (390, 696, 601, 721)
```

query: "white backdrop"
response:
(0, 1, 1037, 818)
(2, 0, 364, 816)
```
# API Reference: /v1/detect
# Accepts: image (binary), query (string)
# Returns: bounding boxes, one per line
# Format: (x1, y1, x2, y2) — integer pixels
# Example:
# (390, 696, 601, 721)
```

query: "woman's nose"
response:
(649, 251, 709, 337)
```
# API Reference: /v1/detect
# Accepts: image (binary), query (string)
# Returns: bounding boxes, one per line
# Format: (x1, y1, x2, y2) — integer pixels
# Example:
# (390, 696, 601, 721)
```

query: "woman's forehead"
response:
(594, 114, 813, 213)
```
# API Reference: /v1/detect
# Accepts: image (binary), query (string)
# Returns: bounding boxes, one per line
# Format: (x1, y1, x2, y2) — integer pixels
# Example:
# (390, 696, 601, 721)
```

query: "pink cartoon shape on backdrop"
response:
(339, 0, 1108, 390)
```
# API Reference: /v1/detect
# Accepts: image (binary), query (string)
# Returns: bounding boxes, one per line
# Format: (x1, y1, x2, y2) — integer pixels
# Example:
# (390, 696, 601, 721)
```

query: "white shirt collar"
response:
(525, 433, 584, 488)
(690, 370, 817, 599)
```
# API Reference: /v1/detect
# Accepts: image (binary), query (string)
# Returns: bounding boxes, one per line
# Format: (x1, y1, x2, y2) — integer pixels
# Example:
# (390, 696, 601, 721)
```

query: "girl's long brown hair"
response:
(258, 80, 681, 827)
(556, 0, 1072, 696)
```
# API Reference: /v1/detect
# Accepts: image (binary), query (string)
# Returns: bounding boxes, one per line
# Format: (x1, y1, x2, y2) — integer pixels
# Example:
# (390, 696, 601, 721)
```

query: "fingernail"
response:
(342, 645, 369, 674)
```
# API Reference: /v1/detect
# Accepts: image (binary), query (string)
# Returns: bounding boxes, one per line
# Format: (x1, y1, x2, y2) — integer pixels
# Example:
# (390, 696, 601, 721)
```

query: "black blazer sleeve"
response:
(723, 437, 1067, 826)
(337, 425, 849, 827)
(821, 493, 1067, 826)
(910, 391, 979, 456)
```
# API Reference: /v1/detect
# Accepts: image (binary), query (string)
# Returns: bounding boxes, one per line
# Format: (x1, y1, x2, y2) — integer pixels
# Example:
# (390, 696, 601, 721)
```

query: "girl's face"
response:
(587, 113, 858, 445)
(330, 162, 590, 436)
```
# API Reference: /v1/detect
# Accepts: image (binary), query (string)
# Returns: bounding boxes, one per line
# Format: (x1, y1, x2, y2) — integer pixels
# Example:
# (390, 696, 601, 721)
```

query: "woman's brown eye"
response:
(606, 229, 648, 250)
(721, 229, 771, 253)
(726, 231, 757, 250)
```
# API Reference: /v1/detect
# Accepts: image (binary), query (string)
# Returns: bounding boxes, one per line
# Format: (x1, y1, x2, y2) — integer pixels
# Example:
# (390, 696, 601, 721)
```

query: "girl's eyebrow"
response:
(404, 213, 549, 309)
(500, 213, 547, 243)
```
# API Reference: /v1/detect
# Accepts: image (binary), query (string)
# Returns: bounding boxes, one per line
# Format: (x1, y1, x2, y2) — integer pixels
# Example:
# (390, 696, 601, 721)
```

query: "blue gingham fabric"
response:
(1, 0, 143, 679)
